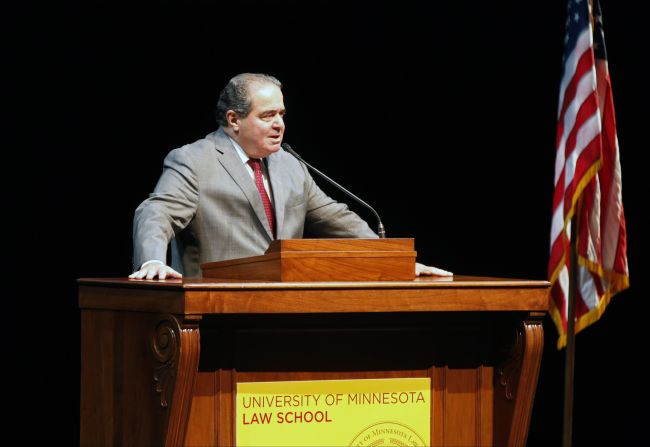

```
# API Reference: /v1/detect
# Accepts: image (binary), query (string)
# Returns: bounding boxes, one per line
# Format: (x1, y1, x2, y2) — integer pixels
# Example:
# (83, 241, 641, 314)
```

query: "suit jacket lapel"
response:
(267, 152, 286, 239)
(212, 130, 274, 239)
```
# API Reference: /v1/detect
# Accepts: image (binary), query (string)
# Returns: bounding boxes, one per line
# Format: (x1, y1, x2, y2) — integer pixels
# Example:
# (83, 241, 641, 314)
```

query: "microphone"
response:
(282, 143, 386, 238)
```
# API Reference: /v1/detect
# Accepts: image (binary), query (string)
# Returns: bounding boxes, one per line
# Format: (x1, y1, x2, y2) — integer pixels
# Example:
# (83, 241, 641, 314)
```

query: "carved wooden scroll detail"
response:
(150, 314, 201, 446)
(152, 316, 180, 408)
(494, 314, 545, 446)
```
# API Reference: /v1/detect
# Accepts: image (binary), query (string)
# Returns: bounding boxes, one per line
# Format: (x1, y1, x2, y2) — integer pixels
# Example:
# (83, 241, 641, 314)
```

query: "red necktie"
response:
(248, 158, 275, 238)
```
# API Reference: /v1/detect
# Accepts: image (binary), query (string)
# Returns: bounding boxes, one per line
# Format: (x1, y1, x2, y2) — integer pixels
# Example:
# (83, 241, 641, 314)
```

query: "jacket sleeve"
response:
(132, 147, 200, 270)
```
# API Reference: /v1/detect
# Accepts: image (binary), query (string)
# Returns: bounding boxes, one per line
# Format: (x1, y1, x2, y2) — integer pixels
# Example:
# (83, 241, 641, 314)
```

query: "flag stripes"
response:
(548, 0, 629, 349)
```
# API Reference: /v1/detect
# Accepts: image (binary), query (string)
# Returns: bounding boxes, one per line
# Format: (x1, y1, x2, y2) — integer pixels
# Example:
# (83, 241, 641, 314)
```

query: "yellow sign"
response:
(236, 377, 430, 446)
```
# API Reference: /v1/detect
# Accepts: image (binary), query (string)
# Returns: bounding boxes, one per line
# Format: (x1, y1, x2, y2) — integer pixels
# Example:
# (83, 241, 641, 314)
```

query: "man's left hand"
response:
(415, 262, 453, 277)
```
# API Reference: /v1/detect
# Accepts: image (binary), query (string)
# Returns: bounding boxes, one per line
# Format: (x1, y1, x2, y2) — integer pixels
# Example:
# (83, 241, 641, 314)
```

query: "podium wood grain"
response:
(79, 276, 548, 446)
(201, 238, 417, 281)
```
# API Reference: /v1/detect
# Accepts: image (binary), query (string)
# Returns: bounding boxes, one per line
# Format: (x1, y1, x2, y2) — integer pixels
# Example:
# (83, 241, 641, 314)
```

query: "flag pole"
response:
(562, 203, 580, 447)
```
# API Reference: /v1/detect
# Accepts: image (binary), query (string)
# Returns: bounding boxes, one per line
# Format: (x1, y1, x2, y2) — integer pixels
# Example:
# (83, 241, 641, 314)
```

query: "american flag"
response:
(548, 0, 629, 349)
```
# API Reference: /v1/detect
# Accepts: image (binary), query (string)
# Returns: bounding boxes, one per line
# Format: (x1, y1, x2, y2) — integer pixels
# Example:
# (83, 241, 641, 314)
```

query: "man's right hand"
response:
(128, 261, 183, 280)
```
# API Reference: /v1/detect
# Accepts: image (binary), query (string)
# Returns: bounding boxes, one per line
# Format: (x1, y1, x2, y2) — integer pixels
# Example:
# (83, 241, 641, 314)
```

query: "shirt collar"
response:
(228, 137, 251, 165)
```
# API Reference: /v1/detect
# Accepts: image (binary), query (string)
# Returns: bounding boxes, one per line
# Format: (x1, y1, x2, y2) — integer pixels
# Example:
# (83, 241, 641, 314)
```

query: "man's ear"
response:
(226, 110, 239, 131)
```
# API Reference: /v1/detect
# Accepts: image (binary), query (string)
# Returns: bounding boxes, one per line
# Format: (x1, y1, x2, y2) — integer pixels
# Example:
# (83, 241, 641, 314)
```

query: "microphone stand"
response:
(282, 143, 386, 238)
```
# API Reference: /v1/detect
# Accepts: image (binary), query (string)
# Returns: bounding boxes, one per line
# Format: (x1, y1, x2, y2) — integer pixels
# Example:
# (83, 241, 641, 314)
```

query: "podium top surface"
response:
(78, 275, 548, 290)
(78, 276, 550, 315)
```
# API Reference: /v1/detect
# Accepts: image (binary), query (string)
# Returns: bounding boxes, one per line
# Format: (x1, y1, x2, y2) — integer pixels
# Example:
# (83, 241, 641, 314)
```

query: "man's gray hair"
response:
(216, 73, 282, 127)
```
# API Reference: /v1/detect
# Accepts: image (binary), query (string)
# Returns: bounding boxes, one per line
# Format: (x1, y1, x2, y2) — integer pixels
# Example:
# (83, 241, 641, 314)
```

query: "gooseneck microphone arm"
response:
(282, 143, 386, 238)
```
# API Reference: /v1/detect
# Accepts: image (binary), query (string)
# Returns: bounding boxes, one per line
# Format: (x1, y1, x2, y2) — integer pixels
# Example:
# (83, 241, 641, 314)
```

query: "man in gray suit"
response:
(130, 73, 451, 280)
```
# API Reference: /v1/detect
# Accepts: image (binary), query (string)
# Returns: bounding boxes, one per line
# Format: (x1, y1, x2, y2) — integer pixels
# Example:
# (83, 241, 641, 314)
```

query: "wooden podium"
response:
(79, 240, 549, 446)
(200, 238, 417, 281)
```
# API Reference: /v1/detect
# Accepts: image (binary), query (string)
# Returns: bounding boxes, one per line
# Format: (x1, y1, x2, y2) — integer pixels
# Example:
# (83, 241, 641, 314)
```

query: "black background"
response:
(7, 1, 648, 445)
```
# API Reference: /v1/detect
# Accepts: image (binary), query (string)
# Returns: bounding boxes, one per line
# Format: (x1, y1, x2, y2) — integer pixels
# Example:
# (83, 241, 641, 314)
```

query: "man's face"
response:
(232, 82, 285, 158)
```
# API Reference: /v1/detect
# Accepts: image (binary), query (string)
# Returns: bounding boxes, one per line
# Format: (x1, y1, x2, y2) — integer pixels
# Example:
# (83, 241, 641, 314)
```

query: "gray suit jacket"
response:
(133, 128, 377, 276)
